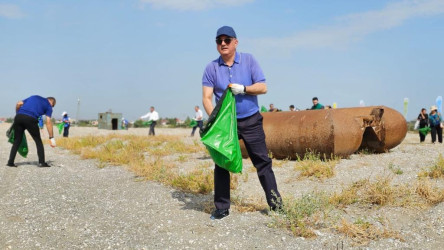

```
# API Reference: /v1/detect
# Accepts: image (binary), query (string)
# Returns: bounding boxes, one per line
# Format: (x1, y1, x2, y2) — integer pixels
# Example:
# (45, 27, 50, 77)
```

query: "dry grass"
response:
(337, 218, 403, 246)
(269, 192, 331, 238)
(418, 154, 444, 178)
(232, 195, 267, 212)
(272, 158, 289, 168)
(57, 135, 215, 195)
(415, 178, 444, 205)
(171, 167, 214, 194)
(329, 177, 416, 207)
(329, 176, 444, 209)
(329, 180, 367, 207)
(294, 152, 340, 180)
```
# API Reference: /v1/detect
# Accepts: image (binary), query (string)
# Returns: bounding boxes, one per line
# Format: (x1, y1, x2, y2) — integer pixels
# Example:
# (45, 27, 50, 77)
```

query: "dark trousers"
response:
(63, 126, 70, 137)
(191, 120, 203, 136)
(419, 125, 427, 142)
(214, 112, 281, 209)
(149, 121, 157, 136)
(8, 114, 45, 164)
(431, 125, 443, 143)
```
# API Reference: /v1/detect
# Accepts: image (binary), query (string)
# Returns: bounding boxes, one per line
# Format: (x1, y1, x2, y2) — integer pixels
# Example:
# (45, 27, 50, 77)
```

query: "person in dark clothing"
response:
(62, 112, 71, 137)
(7, 95, 57, 167)
(311, 97, 324, 110)
(429, 105, 443, 144)
(417, 108, 429, 142)
(202, 26, 282, 220)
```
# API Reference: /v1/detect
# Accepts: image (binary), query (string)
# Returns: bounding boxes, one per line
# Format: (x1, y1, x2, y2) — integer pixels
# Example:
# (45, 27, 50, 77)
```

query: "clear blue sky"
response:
(1, 0, 443, 121)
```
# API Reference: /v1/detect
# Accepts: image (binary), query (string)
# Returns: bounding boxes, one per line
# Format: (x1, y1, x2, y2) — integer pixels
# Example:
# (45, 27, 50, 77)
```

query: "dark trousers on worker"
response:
(63, 126, 69, 137)
(191, 120, 203, 136)
(149, 121, 157, 136)
(8, 114, 46, 165)
(431, 125, 443, 143)
(419, 125, 427, 142)
(214, 112, 281, 210)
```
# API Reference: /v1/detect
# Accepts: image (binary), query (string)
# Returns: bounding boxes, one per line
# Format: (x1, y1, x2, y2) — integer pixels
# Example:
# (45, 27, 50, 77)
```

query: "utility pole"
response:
(76, 98, 80, 126)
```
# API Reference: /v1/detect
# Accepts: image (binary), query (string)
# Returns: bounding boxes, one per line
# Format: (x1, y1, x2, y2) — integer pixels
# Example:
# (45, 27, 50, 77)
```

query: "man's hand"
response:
(229, 83, 246, 95)
(50, 138, 56, 147)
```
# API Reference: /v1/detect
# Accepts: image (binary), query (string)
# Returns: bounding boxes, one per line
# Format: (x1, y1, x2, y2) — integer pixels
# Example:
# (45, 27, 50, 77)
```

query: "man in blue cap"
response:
(7, 95, 57, 167)
(202, 26, 282, 219)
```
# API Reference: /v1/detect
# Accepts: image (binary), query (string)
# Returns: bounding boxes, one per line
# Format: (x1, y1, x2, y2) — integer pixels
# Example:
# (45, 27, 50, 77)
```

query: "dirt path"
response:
(1, 123, 444, 249)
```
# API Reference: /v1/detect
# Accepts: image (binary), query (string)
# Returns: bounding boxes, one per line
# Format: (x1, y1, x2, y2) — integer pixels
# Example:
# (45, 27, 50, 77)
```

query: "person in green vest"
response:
(311, 97, 324, 110)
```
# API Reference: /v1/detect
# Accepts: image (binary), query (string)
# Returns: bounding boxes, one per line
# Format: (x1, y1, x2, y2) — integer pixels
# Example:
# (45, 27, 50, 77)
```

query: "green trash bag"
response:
(419, 126, 431, 136)
(6, 125, 29, 158)
(143, 120, 153, 126)
(57, 123, 64, 135)
(200, 88, 242, 173)
(260, 105, 268, 112)
(189, 119, 198, 127)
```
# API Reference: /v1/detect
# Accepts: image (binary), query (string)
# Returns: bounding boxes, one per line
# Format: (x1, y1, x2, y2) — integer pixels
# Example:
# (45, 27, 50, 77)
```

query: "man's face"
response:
(195, 107, 199, 112)
(150, 107, 154, 112)
(270, 104, 274, 109)
(313, 99, 318, 106)
(216, 35, 238, 57)
(422, 109, 427, 115)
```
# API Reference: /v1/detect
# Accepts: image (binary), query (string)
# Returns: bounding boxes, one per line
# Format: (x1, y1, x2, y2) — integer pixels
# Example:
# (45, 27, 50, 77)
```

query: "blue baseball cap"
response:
(216, 26, 236, 38)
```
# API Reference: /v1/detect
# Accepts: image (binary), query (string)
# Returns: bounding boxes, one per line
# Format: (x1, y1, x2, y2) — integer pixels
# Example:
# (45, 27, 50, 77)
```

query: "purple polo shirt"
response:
(17, 95, 53, 119)
(202, 52, 266, 119)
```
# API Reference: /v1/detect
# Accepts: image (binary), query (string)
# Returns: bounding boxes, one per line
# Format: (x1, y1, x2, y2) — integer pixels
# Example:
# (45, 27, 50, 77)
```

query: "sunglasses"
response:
(216, 37, 234, 45)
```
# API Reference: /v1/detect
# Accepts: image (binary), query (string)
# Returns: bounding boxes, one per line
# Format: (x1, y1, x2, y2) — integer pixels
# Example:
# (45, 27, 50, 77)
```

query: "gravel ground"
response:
(1, 123, 444, 249)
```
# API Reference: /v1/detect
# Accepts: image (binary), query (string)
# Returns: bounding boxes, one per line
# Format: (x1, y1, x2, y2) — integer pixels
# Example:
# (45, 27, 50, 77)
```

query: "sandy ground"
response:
(1, 122, 444, 249)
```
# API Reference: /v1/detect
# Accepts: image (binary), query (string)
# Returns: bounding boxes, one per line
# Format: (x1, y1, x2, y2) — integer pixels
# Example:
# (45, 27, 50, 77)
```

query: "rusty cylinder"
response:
(240, 106, 407, 159)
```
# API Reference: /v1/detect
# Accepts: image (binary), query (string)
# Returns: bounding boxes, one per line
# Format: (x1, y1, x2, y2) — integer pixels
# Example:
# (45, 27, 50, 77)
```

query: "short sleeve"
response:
(202, 62, 215, 88)
(249, 54, 266, 83)
(45, 105, 53, 118)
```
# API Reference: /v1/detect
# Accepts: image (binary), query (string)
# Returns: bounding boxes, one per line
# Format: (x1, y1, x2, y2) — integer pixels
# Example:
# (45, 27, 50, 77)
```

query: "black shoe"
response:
(6, 163, 17, 167)
(38, 162, 51, 167)
(210, 209, 229, 220)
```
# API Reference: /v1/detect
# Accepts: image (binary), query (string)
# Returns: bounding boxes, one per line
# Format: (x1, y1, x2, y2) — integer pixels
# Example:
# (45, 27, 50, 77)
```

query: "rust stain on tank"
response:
(239, 106, 407, 159)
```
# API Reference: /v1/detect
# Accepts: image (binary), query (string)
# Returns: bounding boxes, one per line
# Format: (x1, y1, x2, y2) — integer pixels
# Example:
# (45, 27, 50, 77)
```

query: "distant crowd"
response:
(267, 96, 331, 112)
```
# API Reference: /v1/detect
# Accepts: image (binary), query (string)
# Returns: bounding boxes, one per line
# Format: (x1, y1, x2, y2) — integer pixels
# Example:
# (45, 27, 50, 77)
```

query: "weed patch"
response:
(388, 162, 403, 175)
(415, 178, 444, 205)
(269, 192, 331, 238)
(295, 151, 339, 180)
(337, 218, 403, 246)
(418, 154, 444, 178)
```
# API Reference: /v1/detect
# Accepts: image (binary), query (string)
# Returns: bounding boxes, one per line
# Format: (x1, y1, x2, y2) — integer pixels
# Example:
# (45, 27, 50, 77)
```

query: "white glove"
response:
(50, 138, 56, 147)
(229, 83, 246, 95)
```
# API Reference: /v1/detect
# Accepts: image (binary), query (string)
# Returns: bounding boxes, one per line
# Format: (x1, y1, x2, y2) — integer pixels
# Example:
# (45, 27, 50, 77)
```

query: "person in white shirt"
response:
(191, 105, 204, 137)
(140, 106, 159, 136)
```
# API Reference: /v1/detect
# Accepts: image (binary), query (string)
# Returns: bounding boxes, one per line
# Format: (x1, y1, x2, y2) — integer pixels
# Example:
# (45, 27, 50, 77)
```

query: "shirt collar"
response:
(218, 52, 240, 66)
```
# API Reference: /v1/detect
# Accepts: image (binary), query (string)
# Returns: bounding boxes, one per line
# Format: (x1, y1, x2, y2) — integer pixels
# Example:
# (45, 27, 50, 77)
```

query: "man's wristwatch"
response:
(49, 137, 53, 139)
(243, 85, 247, 94)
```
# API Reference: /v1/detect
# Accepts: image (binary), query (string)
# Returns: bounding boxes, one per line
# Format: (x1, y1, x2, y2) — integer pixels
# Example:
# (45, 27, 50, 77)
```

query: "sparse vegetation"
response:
(56, 133, 444, 246)
(232, 195, 267, 212)
(57, 135, 214, 194)
(415, 178, 444, 205)
(418, 154, 444, 178)
(294, 151, 339, 180)
(269, 192, 331, 238)
(337, 218, 403, 246)
(388, 162, 403, 175)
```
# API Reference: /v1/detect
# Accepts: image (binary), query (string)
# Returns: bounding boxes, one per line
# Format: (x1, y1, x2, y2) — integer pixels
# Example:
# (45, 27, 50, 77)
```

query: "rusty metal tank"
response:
(240, 106, 407, 159)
